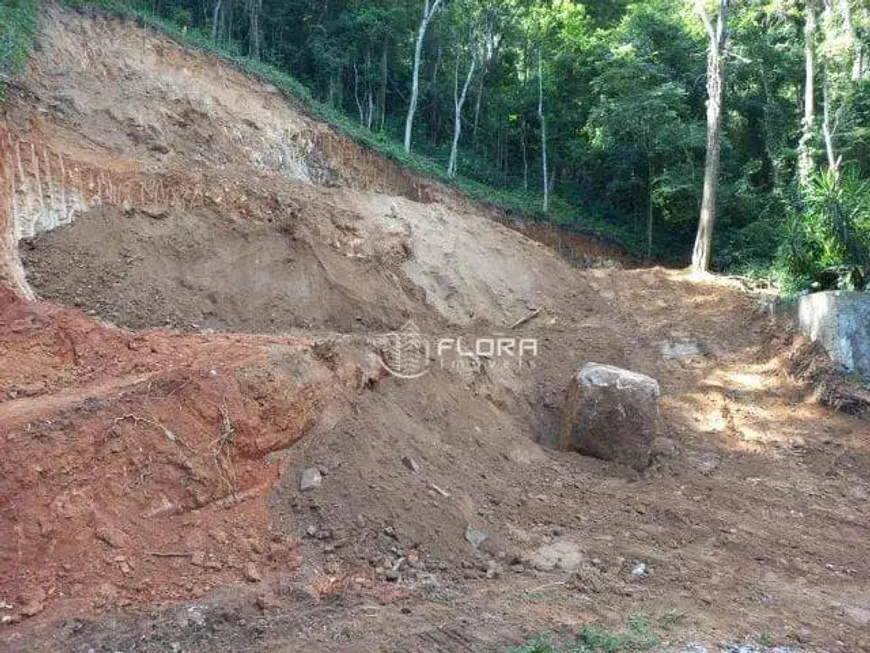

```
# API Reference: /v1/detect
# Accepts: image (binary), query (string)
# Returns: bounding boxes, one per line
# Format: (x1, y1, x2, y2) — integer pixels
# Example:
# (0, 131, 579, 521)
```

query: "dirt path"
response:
(1, 6, 869, 653)
(4, 269, 869, 652)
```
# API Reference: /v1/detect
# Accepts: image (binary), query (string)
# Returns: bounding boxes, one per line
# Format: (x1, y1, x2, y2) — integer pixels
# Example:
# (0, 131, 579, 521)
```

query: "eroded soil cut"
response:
(20, 203, 431, 333)
(2, 5, 870, 653)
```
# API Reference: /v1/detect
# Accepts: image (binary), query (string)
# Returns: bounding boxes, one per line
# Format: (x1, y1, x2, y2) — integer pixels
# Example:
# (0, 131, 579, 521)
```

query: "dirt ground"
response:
(2, 5, 870, 653)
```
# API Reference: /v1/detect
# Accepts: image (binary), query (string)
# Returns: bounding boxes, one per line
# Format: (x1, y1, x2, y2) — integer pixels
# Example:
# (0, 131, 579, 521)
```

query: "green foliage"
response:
(778, 167, 870, 292)
(585, 1, 707, 257)
(0, 0, 39, 101)
(9, 0, 870, 278)
(509, 616, 660, 653)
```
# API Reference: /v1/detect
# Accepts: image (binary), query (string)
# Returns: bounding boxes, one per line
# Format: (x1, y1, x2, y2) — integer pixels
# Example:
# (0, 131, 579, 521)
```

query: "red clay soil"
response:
(0, 285, 355, 619)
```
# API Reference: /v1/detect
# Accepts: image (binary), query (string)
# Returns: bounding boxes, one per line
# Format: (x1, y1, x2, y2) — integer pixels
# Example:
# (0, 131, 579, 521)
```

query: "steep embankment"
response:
(2, 6, 870, 653)
(0, 4, 607, 331)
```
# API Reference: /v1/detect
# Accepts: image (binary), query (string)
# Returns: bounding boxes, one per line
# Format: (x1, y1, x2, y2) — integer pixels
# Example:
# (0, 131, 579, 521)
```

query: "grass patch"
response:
(510, 616, 661, 653)
(0, 0, 39, 101)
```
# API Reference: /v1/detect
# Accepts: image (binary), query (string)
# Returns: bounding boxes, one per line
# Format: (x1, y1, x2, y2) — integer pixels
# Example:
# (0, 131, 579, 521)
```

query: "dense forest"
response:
(2, 0, 870, 289)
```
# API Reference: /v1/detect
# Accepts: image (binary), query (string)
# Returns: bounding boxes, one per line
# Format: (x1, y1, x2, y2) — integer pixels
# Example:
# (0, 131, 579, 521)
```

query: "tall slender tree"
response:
(821, 0, 839, 172)
(447, 33, 478, 177)
(538, 47, 549, 213)
(247, 0, 262, 60)
(404, 0, 443, 153)
(690, 0, 730, 273)
(799, 0, 817, 185)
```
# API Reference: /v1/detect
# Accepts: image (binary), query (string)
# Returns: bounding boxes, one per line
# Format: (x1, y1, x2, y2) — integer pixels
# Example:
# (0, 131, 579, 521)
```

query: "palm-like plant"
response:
(780, 167, 870, 291)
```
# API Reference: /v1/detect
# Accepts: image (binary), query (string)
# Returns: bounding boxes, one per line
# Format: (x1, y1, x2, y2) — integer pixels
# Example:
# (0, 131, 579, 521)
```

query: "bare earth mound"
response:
(20, 203, 432, 333)
(2, 6, 870, 653)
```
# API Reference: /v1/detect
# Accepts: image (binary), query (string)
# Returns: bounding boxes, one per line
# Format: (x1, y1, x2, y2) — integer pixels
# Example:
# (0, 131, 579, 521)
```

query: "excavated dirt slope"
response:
(2, 5, 870, 652)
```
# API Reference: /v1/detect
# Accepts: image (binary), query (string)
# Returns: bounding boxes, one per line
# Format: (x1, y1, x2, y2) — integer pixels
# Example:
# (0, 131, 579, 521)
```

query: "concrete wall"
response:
(799, 291, 870, 379)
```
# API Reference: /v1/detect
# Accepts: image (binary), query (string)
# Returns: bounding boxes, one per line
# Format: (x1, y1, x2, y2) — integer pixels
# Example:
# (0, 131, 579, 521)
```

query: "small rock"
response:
(209, 529, 229, 544)
(651, 436, 678, 460)
(464, 527, 488, 549)
(148, 142, 171, 154)
(18, 588, 45, 617)
(693, 452, 721, 475)
(569, 563, 606, 593)
(244, 562, 262, 583)
(142, 496, 179, 518)
(661, 341, 702, 360)
(300, 468, 323, 492)
(191, 551, 206, 567)
(315, 528, 333, 541)
(384, 569, 401, 582)
(631, 562, 648, 579)
(255, 593, 281, 612)
(485, 560, 503, 579)
(528, 540, 584, 572)
(401, 456, 420, 473)
(305, 524, 318, 537)
(679, 645, 708, 653)
(140, 204, 170, 220)
(94, 523, 130, 549)
(184, 604, 207, 628)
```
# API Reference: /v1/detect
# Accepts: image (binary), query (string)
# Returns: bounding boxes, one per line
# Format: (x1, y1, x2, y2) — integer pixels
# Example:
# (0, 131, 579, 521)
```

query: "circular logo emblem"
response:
(377, 320, 431, 379)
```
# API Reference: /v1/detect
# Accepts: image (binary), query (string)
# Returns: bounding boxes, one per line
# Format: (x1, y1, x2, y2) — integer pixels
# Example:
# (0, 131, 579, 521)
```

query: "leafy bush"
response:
(778, 167, 870, 293)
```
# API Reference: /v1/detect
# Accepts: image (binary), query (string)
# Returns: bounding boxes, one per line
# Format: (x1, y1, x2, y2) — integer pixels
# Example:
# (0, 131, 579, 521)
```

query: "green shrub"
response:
(0, 0, 38, 101)
(777, 167, 870, 293)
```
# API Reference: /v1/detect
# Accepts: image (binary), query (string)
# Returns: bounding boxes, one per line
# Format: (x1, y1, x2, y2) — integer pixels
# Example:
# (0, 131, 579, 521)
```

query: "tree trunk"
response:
(379, 41, 388, 131)
(472, 9, 495, 144)
(404, 0, 442, 154)
(226, 0, 235, 48)
(365, 49, 374, 129)
(448, 48, 477, 178)
(799, 0, 817, 186)
(690, 0, 729, 273)
(859, 6, 870, 79)
(822, 63, 838, 171)
(472, 72, 485, 144)
(521, 123, 529, 192)
(247, 0, 262, 60)
(211, 0, 222, 42)
(354, 62, 365, 124)
(837, 0, 863, 80)
(647, 134, 654, 261)
(538, 49, 548, 214)
(822, 0, 840, 171)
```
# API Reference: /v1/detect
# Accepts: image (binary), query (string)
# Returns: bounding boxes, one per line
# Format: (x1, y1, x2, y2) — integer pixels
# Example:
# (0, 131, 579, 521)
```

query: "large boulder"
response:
(559, 363, 660, 470)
